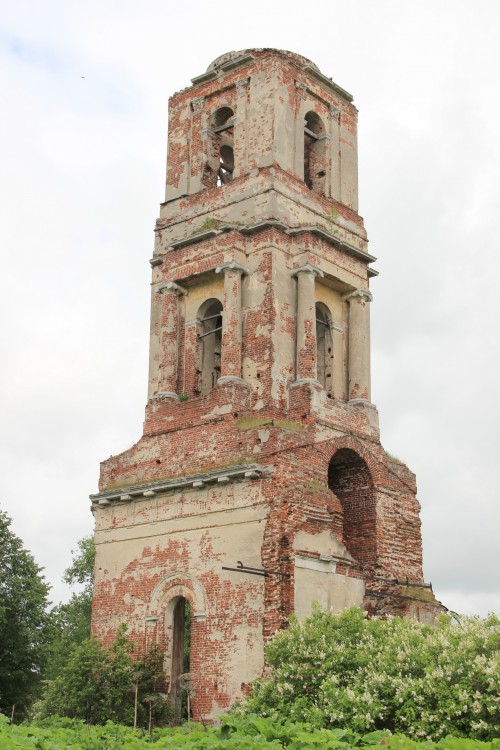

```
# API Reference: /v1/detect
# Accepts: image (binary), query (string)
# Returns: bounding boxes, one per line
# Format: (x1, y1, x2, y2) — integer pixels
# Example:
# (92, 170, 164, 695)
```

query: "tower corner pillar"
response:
(216, 262, 250, 381)
(291, 264, 324, 383)
(155, 281, 187, 398)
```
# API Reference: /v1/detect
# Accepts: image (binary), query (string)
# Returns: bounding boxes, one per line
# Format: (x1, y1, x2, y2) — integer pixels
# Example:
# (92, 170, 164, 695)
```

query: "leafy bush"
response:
(242, 607, 500, 741)
(38, 628, 170, 727)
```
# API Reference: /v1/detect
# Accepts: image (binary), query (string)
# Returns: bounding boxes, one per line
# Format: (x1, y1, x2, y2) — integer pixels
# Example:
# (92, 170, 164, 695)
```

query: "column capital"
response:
(290, 264, 324, 279)
(157, 281, 188, 296)
(191, 96, 205, 114)
(329, 105, 341, 121)
(215, 261, 250, 276)
(235, 77, 250, 94)
(343, 288, 373, 303)
(295, 81, 308, 99)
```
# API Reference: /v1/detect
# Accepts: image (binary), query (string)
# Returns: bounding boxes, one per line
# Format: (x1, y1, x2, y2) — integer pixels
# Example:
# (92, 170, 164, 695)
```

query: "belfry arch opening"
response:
(304, 111, 327, 194)
(170, 597, 191, 720)
(328, 449, 377, 568)
(204, 107, 235, 187)
(316, 302, 333, 396)
(197, 298, 223, 395)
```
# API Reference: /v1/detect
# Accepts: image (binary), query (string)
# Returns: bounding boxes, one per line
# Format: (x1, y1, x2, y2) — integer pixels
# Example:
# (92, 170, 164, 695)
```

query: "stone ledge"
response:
(91, 462, 272, 507)
(302, 65, 354, 103)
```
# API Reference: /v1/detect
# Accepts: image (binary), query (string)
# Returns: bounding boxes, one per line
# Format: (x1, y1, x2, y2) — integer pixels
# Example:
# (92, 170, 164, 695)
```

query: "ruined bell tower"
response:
(90, 49, 443, 721)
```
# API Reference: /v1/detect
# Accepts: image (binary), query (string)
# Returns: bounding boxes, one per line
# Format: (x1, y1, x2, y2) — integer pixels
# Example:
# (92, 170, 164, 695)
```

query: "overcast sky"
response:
(1, 0, 498, 616)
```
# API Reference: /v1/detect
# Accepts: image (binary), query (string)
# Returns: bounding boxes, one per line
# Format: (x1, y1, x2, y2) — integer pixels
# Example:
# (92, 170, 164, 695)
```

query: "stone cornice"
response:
(302, 65, 354, 103)
(158, 220, 376, 269)
(286, 226, 376, 264)
(191, 54, 255, 86)
(169, 228, 221, 250)
(91, 463, 271, 507)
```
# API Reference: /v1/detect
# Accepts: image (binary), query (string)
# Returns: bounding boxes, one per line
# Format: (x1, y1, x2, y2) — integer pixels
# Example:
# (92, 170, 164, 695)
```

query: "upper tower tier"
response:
(157, 48, 367, 251)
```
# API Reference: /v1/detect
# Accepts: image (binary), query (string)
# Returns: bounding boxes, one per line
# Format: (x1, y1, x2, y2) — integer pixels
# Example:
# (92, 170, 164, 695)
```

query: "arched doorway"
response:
(328, 448, 377, 568)
(170, 597, 191, 720)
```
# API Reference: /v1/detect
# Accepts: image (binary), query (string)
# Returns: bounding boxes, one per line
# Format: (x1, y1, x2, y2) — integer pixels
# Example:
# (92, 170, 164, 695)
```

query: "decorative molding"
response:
(190, 96, 206, 113)
(286, 226, 377, 264)
(90, 463, 272, 507)
(217, 375, 246, 386)
(164, 222, 376, 269)
(329, 105, 341, 121)
(219, 53, 254, 72)
(290, 378, 322, 388)
(235, 77, 250, 94)
(215, 261, 250, 276)
(290, 263, 324, 279)
(342, 289, 373, 304)
(190, 70, 217, 85)
(239, 220, 289, 234)
(148, 572, 209, 620)
(149, 257, 163, 267)
(157, 281, 188, 296)
(295, 81, 308, 99)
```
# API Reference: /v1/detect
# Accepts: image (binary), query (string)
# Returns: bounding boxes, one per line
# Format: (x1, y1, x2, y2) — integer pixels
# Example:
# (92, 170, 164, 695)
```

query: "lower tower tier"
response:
(91, 381, 444, 721)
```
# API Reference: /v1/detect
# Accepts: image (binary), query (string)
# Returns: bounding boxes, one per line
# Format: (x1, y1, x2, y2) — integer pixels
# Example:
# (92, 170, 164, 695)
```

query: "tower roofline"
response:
(207, 49, 319, 73)
(188, 48, 354, 104)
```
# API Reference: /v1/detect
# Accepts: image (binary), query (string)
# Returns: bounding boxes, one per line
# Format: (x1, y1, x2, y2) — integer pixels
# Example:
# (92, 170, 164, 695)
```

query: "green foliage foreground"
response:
(1, 714, 499, 750)
(0, 510, 51, 715)
(243, 607, 500, 741)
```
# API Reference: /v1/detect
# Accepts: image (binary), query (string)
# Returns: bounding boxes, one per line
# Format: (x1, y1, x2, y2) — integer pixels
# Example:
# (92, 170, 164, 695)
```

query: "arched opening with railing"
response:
(203, 107, 235, 187)
(196, 298, 223, 395)
(304, 111, 327, 195)
(316, 302, 333, 396)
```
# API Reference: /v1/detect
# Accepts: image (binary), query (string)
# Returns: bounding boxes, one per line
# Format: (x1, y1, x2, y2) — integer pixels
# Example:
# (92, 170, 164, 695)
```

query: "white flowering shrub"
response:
(244, 607, 499, 741)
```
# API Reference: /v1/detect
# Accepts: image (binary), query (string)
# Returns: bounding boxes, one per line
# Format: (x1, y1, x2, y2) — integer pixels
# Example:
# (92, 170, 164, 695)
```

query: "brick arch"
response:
(147, 572, 208, 619)
(313, 433, 384, 484)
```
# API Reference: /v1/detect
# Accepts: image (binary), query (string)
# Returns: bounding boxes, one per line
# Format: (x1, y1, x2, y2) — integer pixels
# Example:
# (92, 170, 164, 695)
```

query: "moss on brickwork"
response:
(191, 217, 223, 235)
(384, 451, 404, 465)
(305, 480, 329, 493)
(400, 585, 437, 604)
(101, 457, 252, 493)
(235, 417, 274, 430)
(235, 416, 305, 431)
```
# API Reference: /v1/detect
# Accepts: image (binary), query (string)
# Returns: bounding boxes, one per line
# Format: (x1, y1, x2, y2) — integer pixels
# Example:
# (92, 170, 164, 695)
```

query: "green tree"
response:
(40, 628, 168, 727)
(0, 509, 51, 716)
(244, 606, 500, 741)
(45, 536, 95, 679)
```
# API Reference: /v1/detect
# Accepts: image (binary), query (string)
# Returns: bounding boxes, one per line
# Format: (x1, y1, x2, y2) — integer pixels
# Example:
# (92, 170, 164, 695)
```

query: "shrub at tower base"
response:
(240, 607, 499, 741)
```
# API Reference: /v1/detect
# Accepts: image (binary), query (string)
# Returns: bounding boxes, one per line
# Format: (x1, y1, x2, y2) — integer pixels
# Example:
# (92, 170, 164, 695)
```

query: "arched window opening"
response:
(218, 144, 234, 185)
(170, 597, 191, 721)
(304, 111, 327, 195)
(203, 107, 235, 188)
(328, 449, 376, 568)
(316, 303, 333, 396)
(197, 299, 223, 395)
